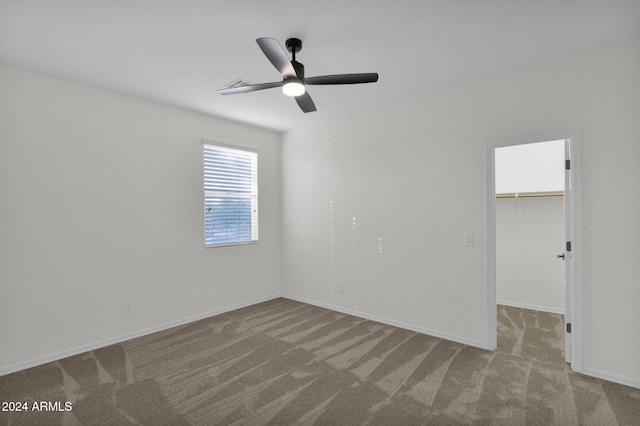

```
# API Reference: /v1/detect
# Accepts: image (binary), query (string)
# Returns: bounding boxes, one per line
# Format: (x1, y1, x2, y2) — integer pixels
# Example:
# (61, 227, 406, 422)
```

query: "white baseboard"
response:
(497, 299, 565, 315)
(281, 293, 488, 350)
(581, 367, 640, 390)
(4, 293, 638, 390)
(0, 293, 283, 377)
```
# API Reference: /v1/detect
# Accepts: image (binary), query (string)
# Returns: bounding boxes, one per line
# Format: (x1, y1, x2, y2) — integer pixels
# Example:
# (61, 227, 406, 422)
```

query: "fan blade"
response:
(216, 81, 283, 95)
(295, 92, 317, 113)
(256, 38, 296, 77)
(305, 73, 379, 85)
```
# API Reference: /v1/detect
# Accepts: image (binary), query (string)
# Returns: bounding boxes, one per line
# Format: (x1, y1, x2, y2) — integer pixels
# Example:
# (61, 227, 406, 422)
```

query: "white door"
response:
(563, 138, 573, 363)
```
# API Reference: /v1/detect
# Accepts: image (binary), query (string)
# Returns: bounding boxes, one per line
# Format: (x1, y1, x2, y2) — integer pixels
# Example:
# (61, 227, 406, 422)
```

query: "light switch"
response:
(464, 233, 474, 246)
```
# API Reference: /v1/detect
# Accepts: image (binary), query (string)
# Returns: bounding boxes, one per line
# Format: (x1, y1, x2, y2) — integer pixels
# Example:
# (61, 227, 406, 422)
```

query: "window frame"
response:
(203, 140, 258, 248)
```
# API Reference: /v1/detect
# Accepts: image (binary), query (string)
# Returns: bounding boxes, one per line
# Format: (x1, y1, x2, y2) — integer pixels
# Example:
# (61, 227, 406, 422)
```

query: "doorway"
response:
(495, 140, 566, 362)
(486, 130, 582, 370)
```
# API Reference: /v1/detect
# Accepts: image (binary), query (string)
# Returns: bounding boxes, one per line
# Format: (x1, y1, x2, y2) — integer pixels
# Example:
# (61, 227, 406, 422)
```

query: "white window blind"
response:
(203, 143, 258, 247)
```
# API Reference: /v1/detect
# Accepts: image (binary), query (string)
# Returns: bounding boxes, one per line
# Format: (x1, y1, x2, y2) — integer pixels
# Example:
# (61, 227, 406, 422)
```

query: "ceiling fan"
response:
(216, 37, 379, 113)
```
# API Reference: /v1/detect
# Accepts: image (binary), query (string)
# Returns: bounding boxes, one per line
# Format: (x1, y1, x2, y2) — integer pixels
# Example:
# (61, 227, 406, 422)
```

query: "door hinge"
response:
(566, 323, 572, 333)
(566, 241, 572, 252)
(565, 159, 571, 170)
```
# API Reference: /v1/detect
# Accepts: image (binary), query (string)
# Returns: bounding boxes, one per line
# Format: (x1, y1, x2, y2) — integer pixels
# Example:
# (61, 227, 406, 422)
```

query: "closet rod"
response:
(496, 192, 564, 199)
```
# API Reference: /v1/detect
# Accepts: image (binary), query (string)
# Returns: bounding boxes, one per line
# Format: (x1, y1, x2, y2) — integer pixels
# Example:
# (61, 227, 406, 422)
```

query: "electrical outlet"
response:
(123, 303, 133, 316)
(337, 283, 344, 294)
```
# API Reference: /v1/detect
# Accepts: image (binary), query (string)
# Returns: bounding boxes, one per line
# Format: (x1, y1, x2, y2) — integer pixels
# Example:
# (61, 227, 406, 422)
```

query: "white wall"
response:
(281, 38, 640, 386)
(496, 197, 565, 312)
(0, 65, 282, 373)
(495, 140, 565, 194)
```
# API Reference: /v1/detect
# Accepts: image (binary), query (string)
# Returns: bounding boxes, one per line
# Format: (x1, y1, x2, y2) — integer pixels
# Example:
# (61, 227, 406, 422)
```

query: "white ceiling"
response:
(2, 1, 639, 132)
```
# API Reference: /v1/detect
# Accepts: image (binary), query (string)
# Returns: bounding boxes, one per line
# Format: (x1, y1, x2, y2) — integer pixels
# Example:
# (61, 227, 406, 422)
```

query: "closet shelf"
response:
(496, 191, 564, 199)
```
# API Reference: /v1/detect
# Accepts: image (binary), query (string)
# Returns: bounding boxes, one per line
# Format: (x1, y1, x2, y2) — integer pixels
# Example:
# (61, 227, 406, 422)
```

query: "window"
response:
(203, 142, 258, 247)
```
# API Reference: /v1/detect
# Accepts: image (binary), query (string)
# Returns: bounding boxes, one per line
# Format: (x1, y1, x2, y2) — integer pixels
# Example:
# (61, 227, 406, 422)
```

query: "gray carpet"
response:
(1, 298, 639, 425)
(497, 304, 566, 363)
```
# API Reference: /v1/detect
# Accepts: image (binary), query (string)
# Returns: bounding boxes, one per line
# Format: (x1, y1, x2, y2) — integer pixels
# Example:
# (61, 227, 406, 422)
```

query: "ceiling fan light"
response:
(283, 80, 305, 97)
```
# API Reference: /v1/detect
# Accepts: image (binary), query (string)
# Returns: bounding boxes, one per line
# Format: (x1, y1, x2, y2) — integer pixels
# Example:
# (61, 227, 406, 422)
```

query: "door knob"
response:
(557, 253, 565, 260)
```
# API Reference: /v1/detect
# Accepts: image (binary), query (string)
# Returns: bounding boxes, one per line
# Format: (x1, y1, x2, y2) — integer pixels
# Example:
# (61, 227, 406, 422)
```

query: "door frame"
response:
(485, 129, 583, 371)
